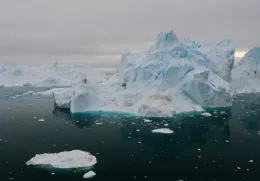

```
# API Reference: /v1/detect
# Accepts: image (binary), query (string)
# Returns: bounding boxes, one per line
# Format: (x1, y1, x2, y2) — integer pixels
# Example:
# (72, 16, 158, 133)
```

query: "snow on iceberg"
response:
(26, 150, 97, 169)
(52, 30, 233, 117)
(232, 47, 260, 93)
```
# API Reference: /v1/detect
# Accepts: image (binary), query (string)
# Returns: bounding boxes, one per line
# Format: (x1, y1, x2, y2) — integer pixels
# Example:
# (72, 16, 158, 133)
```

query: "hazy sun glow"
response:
(235, 51, 247, 58)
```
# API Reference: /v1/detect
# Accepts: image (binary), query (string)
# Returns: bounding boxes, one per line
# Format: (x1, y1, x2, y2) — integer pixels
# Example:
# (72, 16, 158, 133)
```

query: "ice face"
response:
(26, 150, 97, 169)
(181, 69, 232, 108)
(53, 88, 74, 109)
(70, 85, 101, 113)
(183, 38, 235, 83)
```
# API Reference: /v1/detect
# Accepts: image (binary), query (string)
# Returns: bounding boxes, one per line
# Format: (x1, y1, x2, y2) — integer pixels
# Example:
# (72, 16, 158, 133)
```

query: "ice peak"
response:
(155, 30, 181, 49)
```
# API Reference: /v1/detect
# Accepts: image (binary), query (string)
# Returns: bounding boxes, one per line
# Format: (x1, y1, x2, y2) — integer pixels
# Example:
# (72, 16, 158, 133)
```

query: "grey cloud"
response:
(0, 0, 259, 64)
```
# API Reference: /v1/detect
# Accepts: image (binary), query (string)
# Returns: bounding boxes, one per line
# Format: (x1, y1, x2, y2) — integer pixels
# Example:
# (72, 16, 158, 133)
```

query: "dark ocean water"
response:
(1, 87, 260, 181)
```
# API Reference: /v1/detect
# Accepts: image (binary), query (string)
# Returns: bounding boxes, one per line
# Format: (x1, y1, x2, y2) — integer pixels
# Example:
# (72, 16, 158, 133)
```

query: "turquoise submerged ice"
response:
(53, 30, 234, 117)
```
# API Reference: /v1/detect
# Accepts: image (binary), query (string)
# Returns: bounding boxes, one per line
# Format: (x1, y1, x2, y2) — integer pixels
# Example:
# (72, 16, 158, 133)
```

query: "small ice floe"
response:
(96, 123, 103, 125)
(144, 119, 152, 123)
(201, 112, 212, 117)
(26, 150, 97, 169)
(152, 128, 173, 134)
(164, 124, 169, 126)
(38, 118, 45, 122)
(249, 160, 254, 163)
(83, 171, 96, 179)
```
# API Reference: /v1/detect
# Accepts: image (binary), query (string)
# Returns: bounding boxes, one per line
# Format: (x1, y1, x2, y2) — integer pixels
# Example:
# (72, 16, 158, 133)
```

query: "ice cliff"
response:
(52, 30, 234, 117)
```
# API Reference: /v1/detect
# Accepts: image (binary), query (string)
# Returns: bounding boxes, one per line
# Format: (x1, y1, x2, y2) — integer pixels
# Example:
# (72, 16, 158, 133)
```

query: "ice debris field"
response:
(2, 30, 260, 117)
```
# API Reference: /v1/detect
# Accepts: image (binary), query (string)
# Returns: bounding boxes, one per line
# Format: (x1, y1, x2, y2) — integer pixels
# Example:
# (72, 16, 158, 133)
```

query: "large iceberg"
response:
(232, 47, 260, 93)
(51, 30, 234, 117)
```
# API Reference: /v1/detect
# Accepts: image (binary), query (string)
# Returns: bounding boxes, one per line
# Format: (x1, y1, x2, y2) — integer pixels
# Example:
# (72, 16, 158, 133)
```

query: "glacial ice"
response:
(48, 30, 235, 117)
(26, 150, 97, 169)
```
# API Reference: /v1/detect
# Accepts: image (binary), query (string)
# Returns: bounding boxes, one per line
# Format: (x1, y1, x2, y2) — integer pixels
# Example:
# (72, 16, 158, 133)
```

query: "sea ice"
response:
(26, 150, 97, 169)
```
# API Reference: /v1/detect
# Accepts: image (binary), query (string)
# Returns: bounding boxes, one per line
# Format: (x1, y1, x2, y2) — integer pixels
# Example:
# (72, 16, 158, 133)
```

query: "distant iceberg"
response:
(50, 30, 234, 117)
(0, 63, 113, 87)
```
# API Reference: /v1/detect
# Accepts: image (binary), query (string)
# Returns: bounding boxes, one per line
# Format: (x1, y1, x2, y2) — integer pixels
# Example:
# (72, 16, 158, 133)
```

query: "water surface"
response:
(1, 87, 260, 181)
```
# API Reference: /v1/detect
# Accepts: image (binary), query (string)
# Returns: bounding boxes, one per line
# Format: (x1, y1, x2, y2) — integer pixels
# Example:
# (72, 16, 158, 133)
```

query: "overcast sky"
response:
(0, 0, 259, 66)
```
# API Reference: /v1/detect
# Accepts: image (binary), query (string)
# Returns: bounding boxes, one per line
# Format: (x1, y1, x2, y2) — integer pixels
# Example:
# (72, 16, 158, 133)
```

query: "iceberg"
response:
(232, 47, 260, 93)
(83, 171, 96, 179)
(26, 150, 97, 169)
(49, 30, 234, 117)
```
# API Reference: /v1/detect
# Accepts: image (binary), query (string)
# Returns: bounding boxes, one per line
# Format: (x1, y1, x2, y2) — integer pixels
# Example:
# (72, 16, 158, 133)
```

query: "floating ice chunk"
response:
(83, 171, 96, 179)
(152, 128, 173, 134)
(26, 150, 97, 169)
(38, 118, 45, 122)
(201, 112, 212, 117)
(144, 119, 152, 123)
